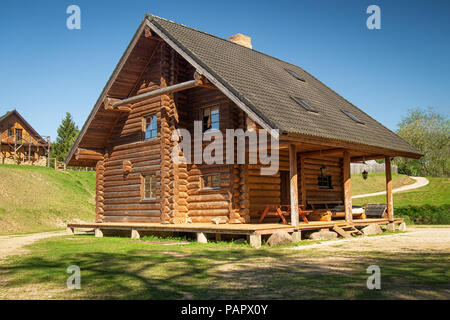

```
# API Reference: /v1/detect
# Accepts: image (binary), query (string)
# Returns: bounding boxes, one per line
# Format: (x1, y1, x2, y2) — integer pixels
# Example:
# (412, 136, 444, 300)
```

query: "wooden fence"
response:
(351, 160, 398, 175)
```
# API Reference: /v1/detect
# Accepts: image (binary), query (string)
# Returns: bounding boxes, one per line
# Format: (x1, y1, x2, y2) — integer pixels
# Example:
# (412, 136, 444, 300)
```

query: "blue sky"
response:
(0, 0, 449, 140)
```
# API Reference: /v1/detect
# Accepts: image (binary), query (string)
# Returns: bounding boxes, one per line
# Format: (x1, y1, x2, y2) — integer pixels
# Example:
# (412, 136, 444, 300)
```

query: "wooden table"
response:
(258, 205, 313, 224)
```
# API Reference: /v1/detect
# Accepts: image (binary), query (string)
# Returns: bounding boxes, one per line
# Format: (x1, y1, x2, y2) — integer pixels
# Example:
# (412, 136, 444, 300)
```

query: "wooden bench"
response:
(364, 203, 387, 218)
(258, 205, 313, 224)
(307, 200, 366, 221)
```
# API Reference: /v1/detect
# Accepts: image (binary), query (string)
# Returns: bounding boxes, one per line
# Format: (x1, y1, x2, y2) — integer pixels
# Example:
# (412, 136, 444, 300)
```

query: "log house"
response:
(0, 110, 47, 165)
(66, 15, 422, 233)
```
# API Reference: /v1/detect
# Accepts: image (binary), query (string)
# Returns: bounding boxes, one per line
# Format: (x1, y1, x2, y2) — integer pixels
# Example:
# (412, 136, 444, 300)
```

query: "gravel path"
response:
(0, 231, 67, 260)
(352, 176, 429, 199)
(292, 226, 450, 253)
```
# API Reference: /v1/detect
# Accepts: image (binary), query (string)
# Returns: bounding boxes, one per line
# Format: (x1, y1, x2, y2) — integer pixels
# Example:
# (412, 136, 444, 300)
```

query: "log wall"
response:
(182, 85, 238, 223)
(300, 156, 343, 203)
(100, 44, 163, 223)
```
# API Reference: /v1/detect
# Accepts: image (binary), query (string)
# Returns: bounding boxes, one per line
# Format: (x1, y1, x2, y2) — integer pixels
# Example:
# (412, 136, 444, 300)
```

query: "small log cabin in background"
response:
(66, 15, 422, 231)
(0, 109, 48, 165)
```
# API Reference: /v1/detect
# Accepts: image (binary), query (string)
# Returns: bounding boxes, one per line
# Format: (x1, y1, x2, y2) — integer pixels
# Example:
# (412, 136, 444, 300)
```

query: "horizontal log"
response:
(188, 209, 230, 216)
(103, 210, 161, 217)
(114, 76, 204, 108)
(187, 201, 229, 210)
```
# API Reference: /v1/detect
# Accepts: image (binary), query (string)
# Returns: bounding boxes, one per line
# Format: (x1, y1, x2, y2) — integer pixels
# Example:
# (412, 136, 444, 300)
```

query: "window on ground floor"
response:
(318, 175, 332, 189)
(201, 173, 221, 190)
(141, 173, 158, 200)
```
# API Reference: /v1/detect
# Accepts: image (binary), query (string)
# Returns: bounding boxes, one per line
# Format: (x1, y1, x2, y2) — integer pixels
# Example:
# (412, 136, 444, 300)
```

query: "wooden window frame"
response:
(140, 173, 158, 201)
(7, 126, 14, 137)
(15, 128, 23, 141)
(200, 173, 221, 190)
(142, 114, 158, 141)
(200, 105, 220, 132)
(318, 175, 332, 189)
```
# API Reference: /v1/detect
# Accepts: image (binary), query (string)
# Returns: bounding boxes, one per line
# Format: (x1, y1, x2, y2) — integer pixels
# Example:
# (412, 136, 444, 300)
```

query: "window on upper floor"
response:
(15, 128, 23, 140)
(291, 96, 318, 113)
(144, 115, 158, 140)
(285, 68, 305, 82)
(202, 106, 220, 132)
(341, 109, 364, 124)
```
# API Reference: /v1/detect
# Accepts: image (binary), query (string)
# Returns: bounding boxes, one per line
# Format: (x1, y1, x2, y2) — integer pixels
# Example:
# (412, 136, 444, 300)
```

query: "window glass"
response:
(201, 174, 220, 189)
(145, 115, 158, 140)
(318, 175, 332, 189)
(15, 129, 23, 140)
(143, 174, 157, 199)
(202, 106, 219, 131)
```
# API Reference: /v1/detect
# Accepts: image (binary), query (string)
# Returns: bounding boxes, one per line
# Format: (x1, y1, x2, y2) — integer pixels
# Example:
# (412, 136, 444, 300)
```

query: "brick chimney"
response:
(228, 33, 252, 49)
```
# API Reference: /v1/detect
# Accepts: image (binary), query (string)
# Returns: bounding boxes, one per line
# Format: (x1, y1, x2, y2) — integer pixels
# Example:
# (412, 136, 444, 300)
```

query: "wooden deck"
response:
(67, 218, 403, 248)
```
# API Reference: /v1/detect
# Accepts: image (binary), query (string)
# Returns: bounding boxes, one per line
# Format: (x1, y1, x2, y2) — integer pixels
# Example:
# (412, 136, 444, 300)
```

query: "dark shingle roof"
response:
(0, 110, 15, 123)
(148, 15, 421, 156)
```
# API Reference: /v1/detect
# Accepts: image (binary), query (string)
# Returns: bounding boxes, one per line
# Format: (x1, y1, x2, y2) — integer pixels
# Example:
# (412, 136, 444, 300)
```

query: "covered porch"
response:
(245, 135, 398, 230)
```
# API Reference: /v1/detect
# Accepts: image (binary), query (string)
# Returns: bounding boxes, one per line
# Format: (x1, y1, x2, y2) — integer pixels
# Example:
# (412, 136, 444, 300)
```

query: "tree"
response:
(51, 113, 79, 162)
(394, 107, 449, 177)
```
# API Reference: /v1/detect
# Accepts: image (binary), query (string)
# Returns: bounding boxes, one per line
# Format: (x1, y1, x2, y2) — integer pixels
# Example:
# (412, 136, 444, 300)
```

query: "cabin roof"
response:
(147, 15, 421, 157)
(0, 109, 45, 144)
(66, 15, 422, 165)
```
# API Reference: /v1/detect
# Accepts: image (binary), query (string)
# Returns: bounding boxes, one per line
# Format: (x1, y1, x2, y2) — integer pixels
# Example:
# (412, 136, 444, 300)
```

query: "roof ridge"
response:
(146, 14, 306, 71)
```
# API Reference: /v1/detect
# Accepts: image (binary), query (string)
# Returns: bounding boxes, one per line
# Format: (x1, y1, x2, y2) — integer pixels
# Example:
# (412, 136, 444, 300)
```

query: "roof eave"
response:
(283, 131, 423, 159)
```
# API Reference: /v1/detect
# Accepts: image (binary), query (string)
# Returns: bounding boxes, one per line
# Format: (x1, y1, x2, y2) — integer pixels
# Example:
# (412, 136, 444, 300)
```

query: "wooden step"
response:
(332, 225, 352, 239)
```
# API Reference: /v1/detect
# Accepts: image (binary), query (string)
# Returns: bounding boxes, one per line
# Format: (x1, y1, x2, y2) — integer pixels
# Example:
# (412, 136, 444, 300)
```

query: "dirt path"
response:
(0, 230, 67, 260)
(292, 226, 450, 253)
(352, 176, 429, 199)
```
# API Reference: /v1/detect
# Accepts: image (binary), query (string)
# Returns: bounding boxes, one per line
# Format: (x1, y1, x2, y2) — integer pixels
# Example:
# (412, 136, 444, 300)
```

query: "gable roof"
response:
(147, 15, 421, 157)
(66, 14, 422, 164)
(0, 109, 45, 143)
(0, 110, 15, 123)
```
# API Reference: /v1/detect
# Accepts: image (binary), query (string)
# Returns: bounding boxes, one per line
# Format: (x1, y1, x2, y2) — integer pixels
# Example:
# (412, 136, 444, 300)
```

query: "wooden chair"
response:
(258, 205, 312, 224)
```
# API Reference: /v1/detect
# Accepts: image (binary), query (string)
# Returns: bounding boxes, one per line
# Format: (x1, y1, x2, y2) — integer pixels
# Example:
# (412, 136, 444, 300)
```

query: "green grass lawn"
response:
(0, 234, 448, 300)
(0, 164, 95, 235)
(353, 177, 450, 224)
(353, 176, 449, 206)
(351, 172, 415, 196)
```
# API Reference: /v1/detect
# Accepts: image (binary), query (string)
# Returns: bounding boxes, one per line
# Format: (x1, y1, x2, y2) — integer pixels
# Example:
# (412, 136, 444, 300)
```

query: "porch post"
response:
(385, 157, 394, 222)
(299, 154, 307, 206)
(343, 151, 353, 225)
(289, 144, 299, 226)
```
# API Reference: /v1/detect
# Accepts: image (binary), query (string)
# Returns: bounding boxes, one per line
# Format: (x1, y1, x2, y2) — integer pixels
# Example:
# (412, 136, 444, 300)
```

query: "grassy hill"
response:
(0, 164, 447, 235)
(354, 176, 450, 224)
(351, 172, 415, 196)
(0, 164, 95, 235)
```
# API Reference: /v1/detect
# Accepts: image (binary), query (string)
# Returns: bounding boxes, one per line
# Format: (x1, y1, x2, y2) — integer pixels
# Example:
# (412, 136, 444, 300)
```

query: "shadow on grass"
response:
(1, 236, 449, 300)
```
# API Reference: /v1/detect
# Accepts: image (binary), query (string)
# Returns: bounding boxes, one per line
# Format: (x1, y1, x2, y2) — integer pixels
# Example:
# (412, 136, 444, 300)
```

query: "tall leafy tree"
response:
(51, 113, 79, 162)
(395, 107, 449, 177)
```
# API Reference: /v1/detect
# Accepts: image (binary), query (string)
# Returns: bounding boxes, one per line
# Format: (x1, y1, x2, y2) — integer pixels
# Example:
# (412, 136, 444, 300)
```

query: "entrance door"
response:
(280, 171, 290, 205)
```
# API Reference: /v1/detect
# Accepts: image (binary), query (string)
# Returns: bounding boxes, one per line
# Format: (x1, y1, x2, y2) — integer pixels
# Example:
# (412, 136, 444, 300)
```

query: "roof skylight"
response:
(285, 69, 305, 82)
(341, 109, 364, 124)
(291, 96, 318, 113)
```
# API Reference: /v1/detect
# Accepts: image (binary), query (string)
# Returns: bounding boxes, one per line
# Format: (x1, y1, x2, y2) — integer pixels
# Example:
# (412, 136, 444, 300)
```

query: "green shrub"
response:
(395, 205, 450, 224)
